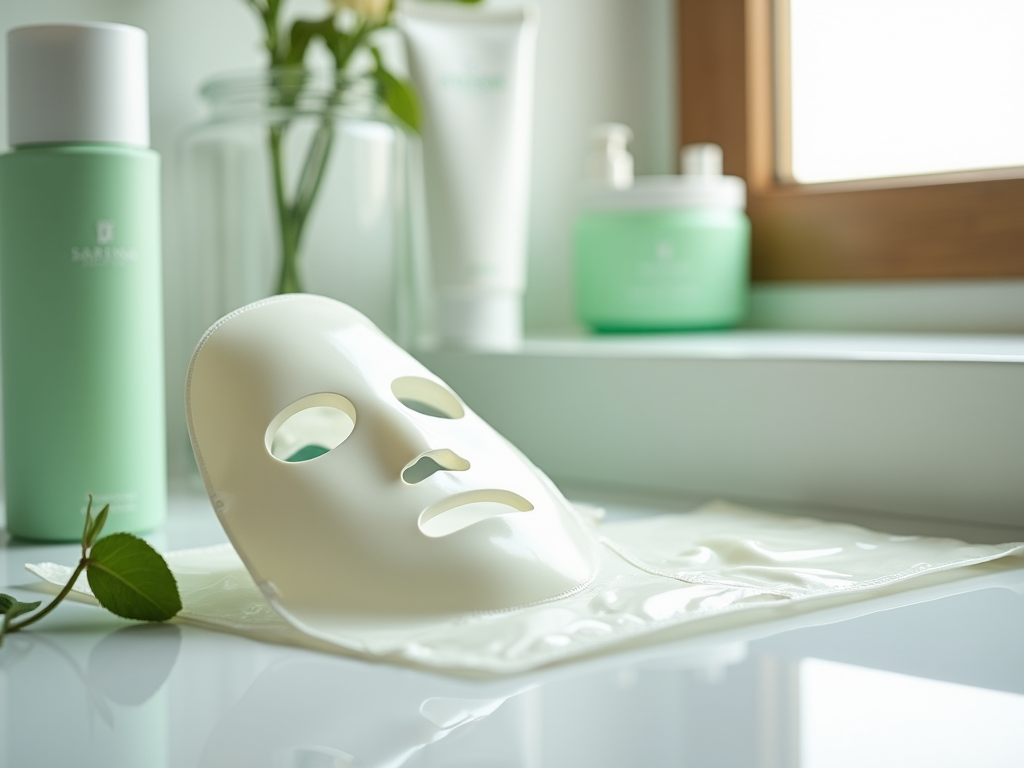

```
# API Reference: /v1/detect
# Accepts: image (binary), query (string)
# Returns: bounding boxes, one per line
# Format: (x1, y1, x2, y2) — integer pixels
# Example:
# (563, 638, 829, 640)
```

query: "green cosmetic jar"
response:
(574, 143, 750, 332)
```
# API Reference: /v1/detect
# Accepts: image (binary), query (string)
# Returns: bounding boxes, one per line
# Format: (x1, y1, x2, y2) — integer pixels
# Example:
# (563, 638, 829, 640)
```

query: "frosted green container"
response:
(575, 207, 750, 331)
(0, 23, 166, 540)
(574, 145, 750, 332)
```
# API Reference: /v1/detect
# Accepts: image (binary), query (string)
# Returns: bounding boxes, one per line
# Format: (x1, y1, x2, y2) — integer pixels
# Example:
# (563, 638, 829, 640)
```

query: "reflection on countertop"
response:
(2, 493, 1022, 768)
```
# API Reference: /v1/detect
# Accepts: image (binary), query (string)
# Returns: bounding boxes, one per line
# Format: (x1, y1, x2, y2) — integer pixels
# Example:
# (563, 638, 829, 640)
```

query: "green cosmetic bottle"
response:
(0, 23, 166, 540)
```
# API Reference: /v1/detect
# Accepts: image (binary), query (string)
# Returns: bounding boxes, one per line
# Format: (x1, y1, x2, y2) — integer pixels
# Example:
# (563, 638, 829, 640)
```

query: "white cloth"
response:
(27, 502, 1024, 675)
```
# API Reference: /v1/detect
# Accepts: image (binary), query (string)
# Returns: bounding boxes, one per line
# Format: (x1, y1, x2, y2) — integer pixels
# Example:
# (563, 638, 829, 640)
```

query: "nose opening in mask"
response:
(402, 449, 471, 484)
(392, 376, 465, 419)
(266, 393, 357, 462)
(419, 490, 535, 538)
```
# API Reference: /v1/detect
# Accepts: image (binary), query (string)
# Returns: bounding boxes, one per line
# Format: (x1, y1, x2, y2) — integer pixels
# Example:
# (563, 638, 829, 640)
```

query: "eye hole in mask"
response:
(266, 393, 357, 463)
(392, 376, 465, 419)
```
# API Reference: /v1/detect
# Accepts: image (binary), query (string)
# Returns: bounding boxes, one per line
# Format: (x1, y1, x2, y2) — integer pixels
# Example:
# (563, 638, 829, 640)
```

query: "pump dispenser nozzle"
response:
(589, 123, 634, 189)
(680, 142, 724, 176)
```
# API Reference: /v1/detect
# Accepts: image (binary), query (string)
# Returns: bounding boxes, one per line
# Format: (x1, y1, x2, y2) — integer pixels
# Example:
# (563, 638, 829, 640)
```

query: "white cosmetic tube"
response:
(398, 2, 537, 350)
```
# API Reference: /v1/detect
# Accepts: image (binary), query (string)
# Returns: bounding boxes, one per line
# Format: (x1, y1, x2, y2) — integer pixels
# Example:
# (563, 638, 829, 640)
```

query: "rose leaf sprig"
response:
(0, 495, 182, 647)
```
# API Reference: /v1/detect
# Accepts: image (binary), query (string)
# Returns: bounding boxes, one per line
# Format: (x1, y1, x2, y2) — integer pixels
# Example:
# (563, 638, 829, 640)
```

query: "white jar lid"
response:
(7, 23, 150, 148)
(582, 174, 747, 212)
(581, 142, 746, 212)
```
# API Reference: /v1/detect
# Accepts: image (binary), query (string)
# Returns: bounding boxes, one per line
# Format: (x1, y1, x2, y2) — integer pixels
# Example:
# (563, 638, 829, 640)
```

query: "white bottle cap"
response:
(681, 142, 724, 176)
(438, 294, 523, 352)
(589, 123, 634, 190)
(7, 23, 150, 148)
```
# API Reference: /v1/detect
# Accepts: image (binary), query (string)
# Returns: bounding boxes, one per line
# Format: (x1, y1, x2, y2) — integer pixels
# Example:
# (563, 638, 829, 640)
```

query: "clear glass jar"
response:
(172, 69, 416, 477)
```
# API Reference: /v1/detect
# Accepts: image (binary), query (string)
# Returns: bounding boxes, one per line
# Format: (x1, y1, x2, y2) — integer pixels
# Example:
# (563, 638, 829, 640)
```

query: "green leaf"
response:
(87, 534, 182, 622)
(369, 45, 420, 132)
(83, 495, 94, 541)
(0, 593, 41, 646)
(376, 69, 421, 131)
(0, 594, 41, 622)
(85, 503, 109, 550)
(285, 19, 322, 67)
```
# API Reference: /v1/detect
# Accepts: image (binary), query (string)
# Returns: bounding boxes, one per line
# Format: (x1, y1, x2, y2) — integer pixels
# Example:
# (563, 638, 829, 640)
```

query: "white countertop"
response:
(2, 493, 1023, 768)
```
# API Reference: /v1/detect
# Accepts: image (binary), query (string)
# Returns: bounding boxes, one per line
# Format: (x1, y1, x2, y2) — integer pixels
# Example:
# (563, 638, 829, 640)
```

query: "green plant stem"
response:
(268, 73, 346, 295)
(292, 121, 335, 235)
(333, 21, 372, 72)
(6, 557, 88, 634)
(252, 0, 285, 64)
(269, 124, 302, 294)
(257, 9, 384, 296)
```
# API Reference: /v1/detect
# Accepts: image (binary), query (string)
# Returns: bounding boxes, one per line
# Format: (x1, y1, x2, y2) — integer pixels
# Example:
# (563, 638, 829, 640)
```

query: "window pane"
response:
(787, 0, 1024, 183)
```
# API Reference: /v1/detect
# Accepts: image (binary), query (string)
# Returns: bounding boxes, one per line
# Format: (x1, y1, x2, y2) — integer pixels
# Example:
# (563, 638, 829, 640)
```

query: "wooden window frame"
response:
(677, 0, 1024, 282)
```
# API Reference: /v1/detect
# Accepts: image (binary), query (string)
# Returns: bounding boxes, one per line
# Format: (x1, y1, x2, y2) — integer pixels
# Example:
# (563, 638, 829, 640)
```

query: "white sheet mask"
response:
(185, 295, 599, 632)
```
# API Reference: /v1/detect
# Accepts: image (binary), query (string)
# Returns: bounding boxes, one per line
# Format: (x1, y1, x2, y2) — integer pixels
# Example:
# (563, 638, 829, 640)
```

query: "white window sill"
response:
(451, 330, 1024, 363)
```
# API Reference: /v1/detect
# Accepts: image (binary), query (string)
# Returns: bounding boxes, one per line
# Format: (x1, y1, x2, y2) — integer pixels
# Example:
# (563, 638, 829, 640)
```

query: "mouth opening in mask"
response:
(266, 393, 357, 462)
(419, 490, 535, 538)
